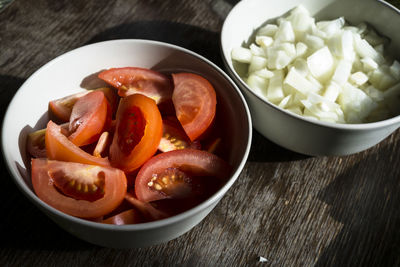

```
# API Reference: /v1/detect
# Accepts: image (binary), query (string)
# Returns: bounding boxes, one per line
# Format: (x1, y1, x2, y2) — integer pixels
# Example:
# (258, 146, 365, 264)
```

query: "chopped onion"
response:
(231, 5, 400, 123)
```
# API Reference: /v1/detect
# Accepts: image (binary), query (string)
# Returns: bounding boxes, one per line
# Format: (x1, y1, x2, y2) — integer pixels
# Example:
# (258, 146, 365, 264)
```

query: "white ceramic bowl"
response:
(221, 0, 400, 156)
(1, 40, 252, 248)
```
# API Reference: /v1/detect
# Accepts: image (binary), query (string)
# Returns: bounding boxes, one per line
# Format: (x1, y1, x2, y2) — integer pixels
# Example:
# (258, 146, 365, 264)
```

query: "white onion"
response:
(231, 5, 400, 123)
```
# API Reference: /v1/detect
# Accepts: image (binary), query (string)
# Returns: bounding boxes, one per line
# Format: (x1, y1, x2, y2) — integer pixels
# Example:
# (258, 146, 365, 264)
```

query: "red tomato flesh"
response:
(172, 73, 216, 141)
(109, 94, 162, 173)
(102, 209, 142, 225)
(98, 67, 173, 104)
(135, 149, 231, 203)
(45, 120, 110, 167)
(124, 192, 168, 221)
(68, 91, 109, 146)
(31, 159, 127, 218)
(49, 87, 117, 123)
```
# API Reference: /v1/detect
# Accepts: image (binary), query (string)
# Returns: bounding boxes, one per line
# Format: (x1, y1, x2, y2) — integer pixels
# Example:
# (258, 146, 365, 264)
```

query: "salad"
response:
(27, 67, 231, 225)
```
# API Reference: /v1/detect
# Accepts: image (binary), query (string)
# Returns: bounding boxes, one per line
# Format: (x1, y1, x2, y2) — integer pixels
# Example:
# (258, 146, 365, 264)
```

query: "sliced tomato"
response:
(135, 149, 231, 202)
(124, 192, 168, 221)
(26, 123, 69, 158)
(45, 120, 110, 167)
(98, 67, 173, 104)
(68, 91, 110, 146)
(48, 87, 117, 123)
(102, 209, 142, 225)
(158, 120, 201, 152)
(31, 159, 127, 218)
(109, 94, 162, 173)
(26, 128, 47, 158)
(172, 73, 217, 141)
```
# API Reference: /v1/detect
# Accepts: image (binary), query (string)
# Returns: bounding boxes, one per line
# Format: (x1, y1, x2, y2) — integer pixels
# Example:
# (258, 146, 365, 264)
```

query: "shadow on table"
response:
(86, 20, 223, 68)
(315, 143, 400, 266)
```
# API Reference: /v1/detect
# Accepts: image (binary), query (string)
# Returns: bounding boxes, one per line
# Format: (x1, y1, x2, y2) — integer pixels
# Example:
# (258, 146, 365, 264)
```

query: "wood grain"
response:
(1, 0, 400, 266)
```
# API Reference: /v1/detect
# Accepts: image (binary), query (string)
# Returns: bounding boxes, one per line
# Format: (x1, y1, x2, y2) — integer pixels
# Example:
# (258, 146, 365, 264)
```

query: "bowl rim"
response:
(1, 39, 253, 231)
(220, 0, 400, 131)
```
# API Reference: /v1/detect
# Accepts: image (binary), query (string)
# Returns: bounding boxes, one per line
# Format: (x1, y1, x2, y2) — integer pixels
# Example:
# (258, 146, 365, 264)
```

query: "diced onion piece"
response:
(323, 81, 341, 102)
(364, 85, 384, 102)
(254, 68, 274, 79)
(307, 46, 334, 82)
(249, 44, 266, 57)
(361, 57, 378, 71)
(274, 20, 295, 43)
(364, 28, 388, 46)
(247, 74, 269, 95)
(316, 17, 345, 37)
(257, 24, 278, 37)
(370, 68, 397, 90)
(284, 67, 319, 95)
(304, 34, 325, 50)
(266, 70, 285, 103)
(249, 55, 268, 73)
(256, 36, 274, 47)
(350, 71, 368, 86)
(288, 5, 314, 33)
(390, 60, 400, 79)
(296, 42, 308, 57)
(331, 59, 352, 86)
(267, 47, 292, 70)
(278, 95, 292, 108)
(231, 47, 252, 63)
(292, 58, 309, 76)
(354, 33, 385, 64)
(338, 83, 378, 123)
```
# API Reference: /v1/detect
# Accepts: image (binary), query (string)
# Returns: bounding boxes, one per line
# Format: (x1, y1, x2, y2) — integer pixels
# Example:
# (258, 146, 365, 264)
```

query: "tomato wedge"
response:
(31, 159, 127, 218)
(45, 120, 110, 167)
(172, 73, 216, 141)
(124, 192, 168, 221)
(68, 91, 110, 146)
(158, 120, 201, 152)
(135, 149, 231, 202)
(109, 94, 162, 173)
(49, 87, 118, 122)
(102, 209, 142, 225)
(98, 67, 173, 104)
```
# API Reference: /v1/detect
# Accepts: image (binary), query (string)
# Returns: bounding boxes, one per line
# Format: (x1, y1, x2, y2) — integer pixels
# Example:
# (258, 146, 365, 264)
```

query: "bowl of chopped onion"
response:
(221, 0, 400, 155)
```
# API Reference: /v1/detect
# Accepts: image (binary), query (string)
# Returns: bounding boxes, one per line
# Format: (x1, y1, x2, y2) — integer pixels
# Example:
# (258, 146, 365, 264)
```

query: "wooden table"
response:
(1, 0, 399, 266)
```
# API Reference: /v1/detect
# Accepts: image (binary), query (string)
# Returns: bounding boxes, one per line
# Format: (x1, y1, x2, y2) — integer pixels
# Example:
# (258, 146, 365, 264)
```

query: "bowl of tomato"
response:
(1, 39, 252, 248)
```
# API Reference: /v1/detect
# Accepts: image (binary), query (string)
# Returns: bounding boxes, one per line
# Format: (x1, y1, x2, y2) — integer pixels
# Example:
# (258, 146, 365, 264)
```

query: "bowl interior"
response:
(2, 40, 251, 230)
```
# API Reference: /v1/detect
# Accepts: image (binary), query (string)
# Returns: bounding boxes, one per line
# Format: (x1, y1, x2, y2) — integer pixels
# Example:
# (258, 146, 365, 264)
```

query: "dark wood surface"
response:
(1, 0, 400, 266)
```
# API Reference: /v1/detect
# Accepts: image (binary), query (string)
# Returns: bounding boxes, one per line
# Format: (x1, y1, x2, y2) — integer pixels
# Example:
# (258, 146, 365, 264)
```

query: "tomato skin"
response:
(135, 149, 231, 202)
(109, 94, 162, 173)
(45, 120, 110, 167)
(68, 91, 109, 146)
(102, 209, 142, 225)
(172, 73, 217, 141)
(31, 159, 127, 218)
(98, 67, 173, 104)
(124, 192, 168, 221)
(48, 87, 118, 123)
